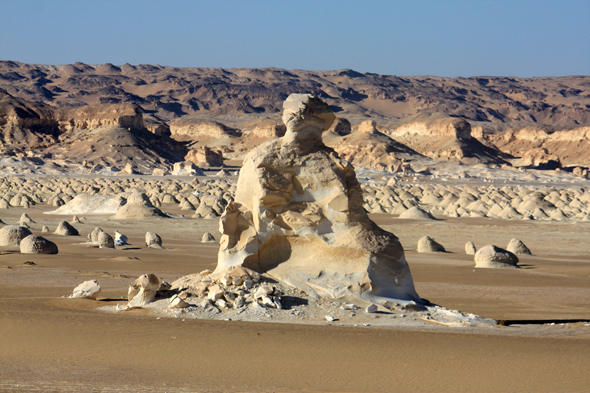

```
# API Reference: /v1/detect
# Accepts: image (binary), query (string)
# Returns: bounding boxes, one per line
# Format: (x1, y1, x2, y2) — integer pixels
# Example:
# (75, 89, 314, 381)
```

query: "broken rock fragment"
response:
(68, 280, 101, 299)
(127, 273, 161, 308)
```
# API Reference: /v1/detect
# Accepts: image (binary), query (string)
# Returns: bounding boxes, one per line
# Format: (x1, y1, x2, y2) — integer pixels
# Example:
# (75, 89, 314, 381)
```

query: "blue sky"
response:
(1, 0, 588, 77)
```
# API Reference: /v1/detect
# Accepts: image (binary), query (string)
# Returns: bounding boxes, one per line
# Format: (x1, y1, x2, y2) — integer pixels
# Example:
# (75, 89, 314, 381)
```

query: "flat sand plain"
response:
(1, 203, 590, 392)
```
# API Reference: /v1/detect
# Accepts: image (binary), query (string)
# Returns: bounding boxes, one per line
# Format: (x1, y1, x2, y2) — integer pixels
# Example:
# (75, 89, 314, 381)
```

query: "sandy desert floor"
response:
(1, 201, 590, 392)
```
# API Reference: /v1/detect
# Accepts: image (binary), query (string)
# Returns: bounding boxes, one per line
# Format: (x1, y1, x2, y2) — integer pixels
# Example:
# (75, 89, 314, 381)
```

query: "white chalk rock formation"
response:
(54, 221, 79, 236)
(114, 230, 130, 246)
(126, 273, 161, 308)
(20, 234, 58, 254)
(214, 94, 419, 302)
(90, 227, 105, 243)
(68, 280, 101, 299)
(506, 238, 532, 255)
(0, 198, 10, 209)
(98, 231, 115, 249)
(48, 193, 124, 215)
(112, 192, 168, 219)
(0, 225, 33, 246)
(41, 225, 50, 233)
(145, 232, 164, 249)
(398, 206, 436, 220)
(20, 213, 35, 225)
(417, 236, 446, 253)
(465, 241, 476, 255)
(474, 245, 519, 268)
(202, 232, 216, 243)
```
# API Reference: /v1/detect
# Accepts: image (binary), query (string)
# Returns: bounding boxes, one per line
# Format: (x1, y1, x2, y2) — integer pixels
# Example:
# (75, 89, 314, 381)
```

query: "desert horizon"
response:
(1, 1, 589, 388)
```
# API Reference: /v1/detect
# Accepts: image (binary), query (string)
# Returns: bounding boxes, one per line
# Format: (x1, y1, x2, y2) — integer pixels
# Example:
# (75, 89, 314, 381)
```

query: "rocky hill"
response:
(1, 61, 588, 126)
(0, 61, 588, 173)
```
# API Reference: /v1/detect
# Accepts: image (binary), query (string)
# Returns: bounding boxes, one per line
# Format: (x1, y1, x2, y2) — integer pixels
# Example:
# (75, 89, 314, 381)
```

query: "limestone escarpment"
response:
(169, 117, 241, 141)
(55, 103, 144, 132)
(0, 89, 59, 149)
(487, 125, 590, 167)
(387, 113, 511, 165)
(324, 120, 421, 172)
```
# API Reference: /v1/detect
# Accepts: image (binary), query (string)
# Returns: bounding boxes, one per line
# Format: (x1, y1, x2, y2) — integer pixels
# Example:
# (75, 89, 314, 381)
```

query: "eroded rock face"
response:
(215, 94, 419, 303)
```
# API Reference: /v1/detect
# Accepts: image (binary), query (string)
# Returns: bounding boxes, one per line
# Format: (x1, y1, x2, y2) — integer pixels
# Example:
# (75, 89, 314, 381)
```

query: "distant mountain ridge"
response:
(1, 61, 588, 126)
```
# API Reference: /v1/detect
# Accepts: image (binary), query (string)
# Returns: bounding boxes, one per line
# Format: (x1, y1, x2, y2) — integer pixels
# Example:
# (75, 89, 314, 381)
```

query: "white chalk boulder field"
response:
(214, 94, 420, 303)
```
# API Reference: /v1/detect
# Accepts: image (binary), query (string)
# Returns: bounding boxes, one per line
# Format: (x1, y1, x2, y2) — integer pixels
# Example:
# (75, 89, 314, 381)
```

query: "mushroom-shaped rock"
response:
(127, 273, 160, 308)
(474, 245, 519, 268)
(465, 241, 477, 255)
(213, 94, 419, 303)
(417, 236, 445, 253)
(0, 225, 33, 246)
(68, 280, 101, 299)
(145, 232, 164, 249)
(506, 238, 532, 255)
(98, 231, 115, 249)
(19, 235, 58, 254)
(114, 230, 129, 246)
(399, 206, 436, 220)
(54, 221, 79, 236)
(202, 232, 216, 243)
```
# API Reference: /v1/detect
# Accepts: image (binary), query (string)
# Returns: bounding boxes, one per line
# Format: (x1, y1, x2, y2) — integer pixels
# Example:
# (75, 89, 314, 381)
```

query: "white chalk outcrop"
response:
(399, 206, 435, 220)
(54, 220, 79, 236)
(98, 231, 115, 249)
(417, 236, 446, 253)
(0, 225, 33, 246)
(112, 192, 168, 219)
(202, 232, 216, 243)
(214, 94, 419, 303)
(474, 245, 519, 268)
(465, 241, 476, 255)
(20, 234, 58, 254)
(506, 238, 532, 255)
(47, 193, 124, 215)
(145, 232, 164, 249)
